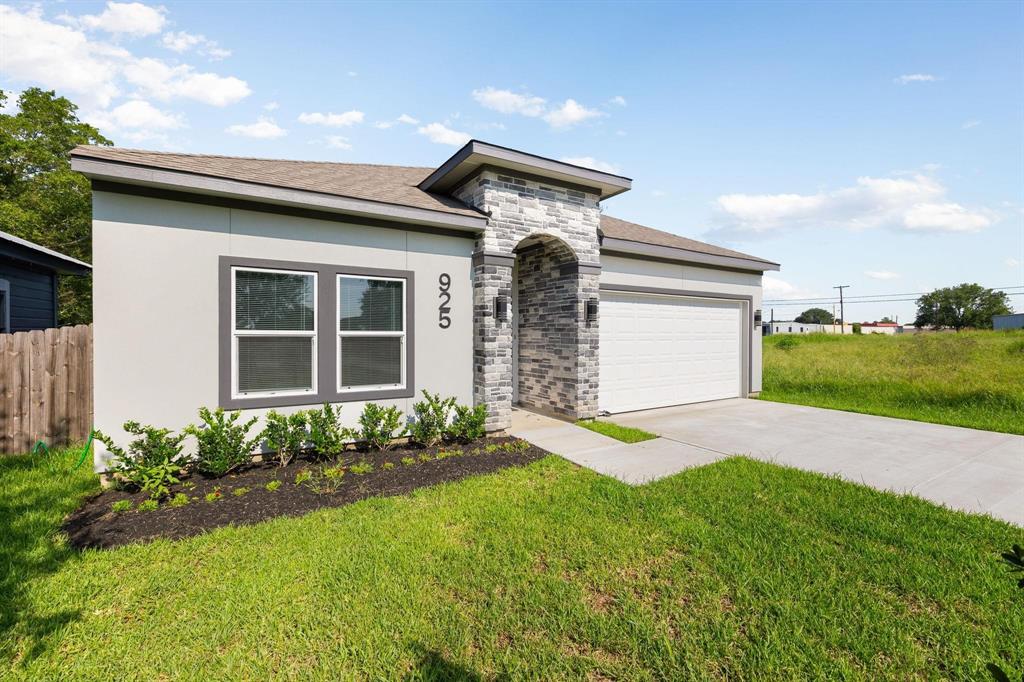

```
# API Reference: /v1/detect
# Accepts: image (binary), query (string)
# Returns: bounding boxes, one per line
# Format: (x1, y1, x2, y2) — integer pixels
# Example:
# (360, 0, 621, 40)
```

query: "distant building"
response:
(763, 321, 854, 335)
(0, 230, 91, 333)
(993, 313, 1024, 330)
(860, 322, 902, 335)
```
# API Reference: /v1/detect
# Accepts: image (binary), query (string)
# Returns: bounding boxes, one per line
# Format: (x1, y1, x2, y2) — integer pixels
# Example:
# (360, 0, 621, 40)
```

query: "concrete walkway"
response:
(510, 400, 1024, 525)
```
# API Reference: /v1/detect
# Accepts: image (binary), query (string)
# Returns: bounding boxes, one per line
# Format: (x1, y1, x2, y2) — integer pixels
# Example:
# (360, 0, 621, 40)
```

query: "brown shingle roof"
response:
(73, 146, 776, 266)
(71, 146, 482, 219)
(600, 215, 777, 265)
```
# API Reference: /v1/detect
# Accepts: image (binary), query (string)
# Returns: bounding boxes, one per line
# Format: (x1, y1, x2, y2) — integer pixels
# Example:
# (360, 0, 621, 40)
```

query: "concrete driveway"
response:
(611, 399, 1023, 525)
(511, 399, 1023, 525)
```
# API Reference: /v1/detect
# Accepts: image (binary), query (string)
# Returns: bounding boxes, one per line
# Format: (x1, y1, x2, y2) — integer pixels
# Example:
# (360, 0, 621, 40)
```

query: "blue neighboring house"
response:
(0, 230, 91, 333)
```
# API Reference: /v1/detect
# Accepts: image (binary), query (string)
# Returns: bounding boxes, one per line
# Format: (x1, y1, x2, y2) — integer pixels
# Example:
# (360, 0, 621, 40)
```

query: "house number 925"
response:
(438, 273, 452, 329)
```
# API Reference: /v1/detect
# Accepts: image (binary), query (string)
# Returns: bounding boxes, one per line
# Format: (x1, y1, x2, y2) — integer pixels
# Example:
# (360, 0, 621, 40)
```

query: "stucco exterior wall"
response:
(599, 254, 764, 394)
(92, 191, 473, 469)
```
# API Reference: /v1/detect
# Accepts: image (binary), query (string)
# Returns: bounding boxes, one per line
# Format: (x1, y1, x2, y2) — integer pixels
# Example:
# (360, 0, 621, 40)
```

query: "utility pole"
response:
(834, 285, 850, 334)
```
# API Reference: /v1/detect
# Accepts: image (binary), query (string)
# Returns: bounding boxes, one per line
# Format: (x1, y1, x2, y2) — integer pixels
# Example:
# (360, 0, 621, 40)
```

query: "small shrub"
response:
(382, 461, 395, 470)
(232, 486, 251, 497)
(350, 461, 373, 475)
(1007, 339, 1024, 356)
(358, 403, 405, 451)
(775, 335, 801, 351)
(186, 407, 260, 477)
(409, 390, 456, 447)
(265, 480, 282, 492)
(137, 499, 159, 512)
(294, 469, 313, 485)
(111, 499, 132, 513)
(418, 452, 434, 463)
(205, 487, 222, 503)
(448, 404, 488, 441)
(401, 457, 416, 466)
(169, 492, 190, 508)
(852, 323, 862, 334)
(263, 410, 309, 467)
(484, 443, 499, 454)
(96, 421, 188, 499)
(307, 403, 352, 457)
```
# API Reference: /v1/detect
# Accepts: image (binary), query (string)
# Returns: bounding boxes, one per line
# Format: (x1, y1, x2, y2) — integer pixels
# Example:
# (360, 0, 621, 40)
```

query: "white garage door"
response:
(599, 292, 744, 413)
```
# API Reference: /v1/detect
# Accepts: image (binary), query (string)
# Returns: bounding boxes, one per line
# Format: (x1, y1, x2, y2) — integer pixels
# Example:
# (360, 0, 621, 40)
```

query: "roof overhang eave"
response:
(420, 140, 632, 200)
(71, 156, 489, 233)
(601, 237, 781, 273)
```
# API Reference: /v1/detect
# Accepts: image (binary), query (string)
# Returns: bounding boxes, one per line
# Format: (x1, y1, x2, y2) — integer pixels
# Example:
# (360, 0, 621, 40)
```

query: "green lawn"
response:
(761, 329, 1024, 434)
(2, 447, 1021, 680)
(576, 419, 657, 443)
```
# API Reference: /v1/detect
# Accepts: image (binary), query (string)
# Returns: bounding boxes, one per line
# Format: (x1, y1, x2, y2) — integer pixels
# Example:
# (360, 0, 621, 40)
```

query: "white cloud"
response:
(472, 87, 546, 117)
(263, 101, 279, 111)
(894, 73, 939, 85)
(651, 190, 668, 198)
(417, 122, 470, 146)
(1, 5, 127, 108)
(373, 121, 394, 129)
(962, 119, 981, 129)
(297, 111, 365, 127)
(903, 202, 993, 232)
(559, 156, 620, 174)
(1006, 258, 1020, 268)
(711, 173, 995, 239)
(397, 114, 419, 125)
(543, 99, 604, 128)
(161, 30, 230, 60)
(325, 135, 352, 150)
(226, 117, 286, 139)
(123, 58, 250, 106)
(609, 95, 627, 106)
(91, 99, 184, 130)
(864, 270, 900, 280)
(763, 275, 818, 301)
(73, 1, 167, 36)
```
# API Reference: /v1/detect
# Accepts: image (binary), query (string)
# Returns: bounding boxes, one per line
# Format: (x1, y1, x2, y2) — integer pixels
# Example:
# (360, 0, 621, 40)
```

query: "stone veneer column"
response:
(456, 170, 603, 431)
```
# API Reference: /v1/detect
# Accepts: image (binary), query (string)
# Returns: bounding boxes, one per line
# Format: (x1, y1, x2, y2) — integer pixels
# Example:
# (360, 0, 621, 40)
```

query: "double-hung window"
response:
(232, 266, 317, 398)
(337, 275, 405, 392)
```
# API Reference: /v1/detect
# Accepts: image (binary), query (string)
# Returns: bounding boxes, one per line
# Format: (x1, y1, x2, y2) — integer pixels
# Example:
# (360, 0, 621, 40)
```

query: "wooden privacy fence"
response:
(0, 324, 93, 454)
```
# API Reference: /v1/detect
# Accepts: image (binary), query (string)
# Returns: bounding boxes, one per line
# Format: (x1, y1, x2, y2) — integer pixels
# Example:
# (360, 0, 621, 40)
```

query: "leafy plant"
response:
(294, 469, 313, 485)
(137, 499, 159, 512)
(350, 461, 373, 475)
(401, 457, 416, 466)
(775, 335, 801, 351)
(205, 487, 222, 503)
(448, 404, 488, 442)
(409, 391, 456, 447)
(232, 487, 251, 497)
(418, 453, 434, 462)
(263, 410, 310, 467)
(307, 403, 352, 457)
(186, 407, 260, 477)
(169, 493, 190, 508)
(382, 462, 395, 470)
(265, 480, 282, 492)
(358, 403, 405, 451)
(96, 421, 188, 499)
(111, 499, 132, 513)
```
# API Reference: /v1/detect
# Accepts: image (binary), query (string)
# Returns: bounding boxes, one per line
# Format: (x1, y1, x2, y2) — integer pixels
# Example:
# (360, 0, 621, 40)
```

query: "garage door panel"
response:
(599, 293, 743, 413)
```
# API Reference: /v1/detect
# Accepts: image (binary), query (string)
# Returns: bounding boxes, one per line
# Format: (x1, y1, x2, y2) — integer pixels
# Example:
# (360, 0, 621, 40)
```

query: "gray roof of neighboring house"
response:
(0, 229, 91, 274)
(71, 145, 777, 270)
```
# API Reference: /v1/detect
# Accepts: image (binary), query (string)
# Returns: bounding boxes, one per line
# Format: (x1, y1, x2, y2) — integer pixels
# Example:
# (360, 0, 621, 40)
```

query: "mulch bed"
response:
(63, 436, 547, 550)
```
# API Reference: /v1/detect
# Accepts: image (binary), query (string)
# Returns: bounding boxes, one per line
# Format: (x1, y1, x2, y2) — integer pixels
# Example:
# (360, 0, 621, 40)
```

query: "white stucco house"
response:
(71, 140, 779, 468)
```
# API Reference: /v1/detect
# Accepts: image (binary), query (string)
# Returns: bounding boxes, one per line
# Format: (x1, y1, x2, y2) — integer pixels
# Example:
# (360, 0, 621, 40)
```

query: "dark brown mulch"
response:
(63, 436, 547, 550)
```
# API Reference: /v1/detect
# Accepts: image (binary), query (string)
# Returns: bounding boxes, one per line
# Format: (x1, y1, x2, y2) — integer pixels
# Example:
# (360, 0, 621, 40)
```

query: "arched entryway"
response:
(512, 234, 598, 420)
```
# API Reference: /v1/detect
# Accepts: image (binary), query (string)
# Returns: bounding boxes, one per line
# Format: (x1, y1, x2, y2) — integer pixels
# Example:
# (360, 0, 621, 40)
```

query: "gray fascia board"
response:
(601, 237, 781, 272)
(420, 140, 633, 200)
(71, 156, 488, 233)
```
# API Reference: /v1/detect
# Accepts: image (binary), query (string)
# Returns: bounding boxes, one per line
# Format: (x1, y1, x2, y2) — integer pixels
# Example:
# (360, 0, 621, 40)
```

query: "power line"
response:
(765, 286, 1024, 305)
(765, 291, 1024, 307)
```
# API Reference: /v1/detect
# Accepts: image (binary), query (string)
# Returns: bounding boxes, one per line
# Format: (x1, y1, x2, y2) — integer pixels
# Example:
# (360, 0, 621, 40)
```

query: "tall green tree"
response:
(795, 307, 835, 324)
(913, 283, 1012, 331)
(0, 88, 111, 325)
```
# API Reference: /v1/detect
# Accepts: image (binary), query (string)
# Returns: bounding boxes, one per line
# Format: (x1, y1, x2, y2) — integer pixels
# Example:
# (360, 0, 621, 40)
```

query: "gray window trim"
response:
(0, 279, 9, 333)
(220, 256, 415, 409)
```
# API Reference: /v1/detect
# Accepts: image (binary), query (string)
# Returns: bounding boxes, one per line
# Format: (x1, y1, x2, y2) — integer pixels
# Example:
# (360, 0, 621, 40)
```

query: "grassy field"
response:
(576, 419, 657, 443)
(3, 447, 1021, 680)
(761, 329, 1024, 434)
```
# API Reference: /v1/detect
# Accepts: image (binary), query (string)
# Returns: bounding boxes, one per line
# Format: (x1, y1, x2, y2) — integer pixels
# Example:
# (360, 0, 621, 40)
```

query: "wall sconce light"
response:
(494, 295, 509, 321)
(586, 298, 599, 323)
(754, 309, 762, 324)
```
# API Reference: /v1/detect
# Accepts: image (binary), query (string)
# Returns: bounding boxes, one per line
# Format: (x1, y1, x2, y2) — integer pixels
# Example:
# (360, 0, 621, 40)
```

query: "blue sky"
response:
(2, 0, 1021, 321)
